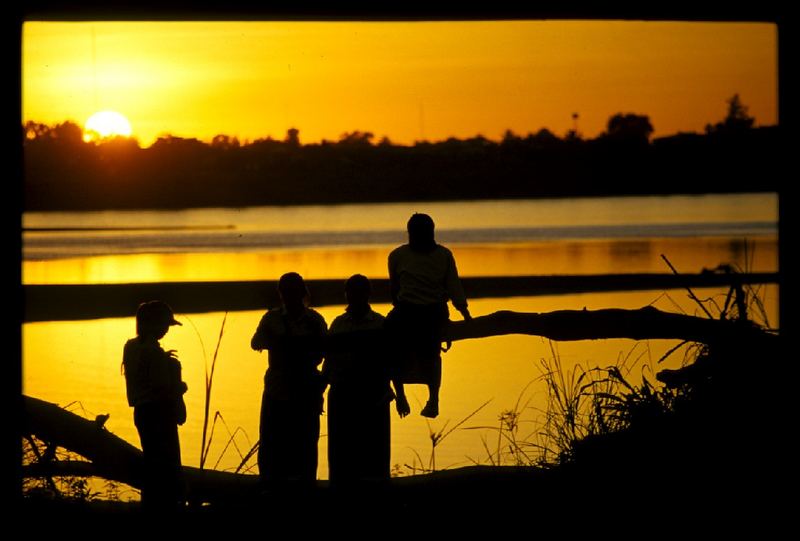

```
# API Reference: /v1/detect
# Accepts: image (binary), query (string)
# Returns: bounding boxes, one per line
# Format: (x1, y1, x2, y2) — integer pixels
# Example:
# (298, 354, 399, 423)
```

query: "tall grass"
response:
(457, 340, 665, 469)
(396, 399, 492, 475)
(463, 381, 538, 467)
(199, 312, 227, 469)
(451, 253, 774, 471)
(184, 312, 261, 475)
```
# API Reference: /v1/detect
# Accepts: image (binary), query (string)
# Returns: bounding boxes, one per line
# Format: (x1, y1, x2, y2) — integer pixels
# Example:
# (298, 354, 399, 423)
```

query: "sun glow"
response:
(24, 21, 776, 147)
(83, 110, 133, 142)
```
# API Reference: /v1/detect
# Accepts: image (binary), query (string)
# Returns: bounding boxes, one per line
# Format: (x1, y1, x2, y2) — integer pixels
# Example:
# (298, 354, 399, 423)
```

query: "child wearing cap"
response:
(386, 213, 472, 418)
(122, 300, 187, 510)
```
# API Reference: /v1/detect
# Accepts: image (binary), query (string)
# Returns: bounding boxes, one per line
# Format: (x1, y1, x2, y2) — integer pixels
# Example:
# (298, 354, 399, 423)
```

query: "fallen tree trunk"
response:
(443, 306, 776, 345)
(22, 396, 259, 503)
(324, 306, 777, 353)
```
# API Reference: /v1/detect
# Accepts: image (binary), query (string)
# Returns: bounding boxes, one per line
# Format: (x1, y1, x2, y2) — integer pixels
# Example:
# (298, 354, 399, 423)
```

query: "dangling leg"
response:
(420, 355, 441, 418)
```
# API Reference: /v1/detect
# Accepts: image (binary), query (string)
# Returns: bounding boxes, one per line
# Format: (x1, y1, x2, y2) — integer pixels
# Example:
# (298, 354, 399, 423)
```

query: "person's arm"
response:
(122, 340, 144, 407)
(393, 379, 410, 418)
(167, 351, 188, 396)
(388, 250, 400, 304)
(145, 345, 179, 403)
(251, 311, 283, 351)
(308, 314, 329, 369)
(445, 250, 472, 320)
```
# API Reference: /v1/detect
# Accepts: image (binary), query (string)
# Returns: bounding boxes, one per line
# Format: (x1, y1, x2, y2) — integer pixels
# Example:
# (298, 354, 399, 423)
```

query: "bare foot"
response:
(420, 401, 439, 418)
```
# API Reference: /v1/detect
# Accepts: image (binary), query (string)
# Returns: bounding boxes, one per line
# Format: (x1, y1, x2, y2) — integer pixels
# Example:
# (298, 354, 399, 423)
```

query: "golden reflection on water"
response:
(22, 224, 780, 485)
(22, 195, 780, 493)
(22, 284, 779, 481)
(22, 237, 777, 284)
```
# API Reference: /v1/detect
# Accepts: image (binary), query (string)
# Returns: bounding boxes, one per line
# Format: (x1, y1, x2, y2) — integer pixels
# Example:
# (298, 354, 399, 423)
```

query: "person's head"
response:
(407, 213, 436, 252)
(344, 274, 371, 310)
(278, 272, 309, 312)
(136, 300, 182, 339)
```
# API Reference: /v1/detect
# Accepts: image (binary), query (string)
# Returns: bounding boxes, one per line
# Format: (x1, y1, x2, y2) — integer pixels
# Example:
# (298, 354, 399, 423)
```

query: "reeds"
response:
(457, 250, 772, 471)
(396, 399, 492, 475)
(185, 312, 260, 475)
(199, 312, 227, 469)
(463, 381, 538, 467)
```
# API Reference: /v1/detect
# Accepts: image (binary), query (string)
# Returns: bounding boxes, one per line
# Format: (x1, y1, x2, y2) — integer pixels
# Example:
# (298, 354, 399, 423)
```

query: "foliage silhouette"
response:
(23, 98, 778, 211)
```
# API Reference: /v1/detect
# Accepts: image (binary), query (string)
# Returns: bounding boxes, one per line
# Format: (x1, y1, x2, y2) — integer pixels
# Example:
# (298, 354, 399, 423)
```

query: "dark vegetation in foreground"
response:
(19, 273, 785, 527)
(24, 95, 779, 211)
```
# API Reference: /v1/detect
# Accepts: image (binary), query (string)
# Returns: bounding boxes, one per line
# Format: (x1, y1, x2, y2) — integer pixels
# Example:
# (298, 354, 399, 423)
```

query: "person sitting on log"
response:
(386, 213, 472, 418)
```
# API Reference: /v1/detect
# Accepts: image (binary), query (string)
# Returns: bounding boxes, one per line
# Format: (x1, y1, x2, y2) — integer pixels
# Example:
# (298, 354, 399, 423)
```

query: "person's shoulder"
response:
(124, 336, 153, 351)
(389, 244, 411, 258)
(260, 308, 284, 322)
(435, 243, 453, 255)
(366, 309, 385, 323)
(123, 336, 161, 362)
(306, 308, 328, 327)
(123, 337, 139, 357)
(329, 312, 351, 333)
(434, 244, 456, 261)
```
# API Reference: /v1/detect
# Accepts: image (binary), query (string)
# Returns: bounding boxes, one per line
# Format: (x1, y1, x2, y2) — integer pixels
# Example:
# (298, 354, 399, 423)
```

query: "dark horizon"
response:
(23, 108, 780, 212)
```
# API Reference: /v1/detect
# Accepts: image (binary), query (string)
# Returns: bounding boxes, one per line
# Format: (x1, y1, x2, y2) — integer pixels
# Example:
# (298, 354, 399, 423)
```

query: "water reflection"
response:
(21, 194, 780, 484)
(23, 236, 778, 285)
(608, 240, 652, 262)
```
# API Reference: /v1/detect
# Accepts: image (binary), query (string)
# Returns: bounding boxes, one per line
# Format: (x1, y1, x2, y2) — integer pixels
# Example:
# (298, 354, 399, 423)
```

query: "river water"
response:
(21, 193, 779, 492)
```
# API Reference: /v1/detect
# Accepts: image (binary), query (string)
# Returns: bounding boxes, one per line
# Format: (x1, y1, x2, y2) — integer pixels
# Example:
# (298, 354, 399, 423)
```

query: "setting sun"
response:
(24, 21, 776, 147)
(83, 110, 132, 142)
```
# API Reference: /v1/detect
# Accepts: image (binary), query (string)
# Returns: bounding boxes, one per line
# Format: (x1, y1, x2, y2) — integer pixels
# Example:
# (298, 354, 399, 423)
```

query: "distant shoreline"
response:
(21, 187, 776, 214)
(22, 225, 236, 232)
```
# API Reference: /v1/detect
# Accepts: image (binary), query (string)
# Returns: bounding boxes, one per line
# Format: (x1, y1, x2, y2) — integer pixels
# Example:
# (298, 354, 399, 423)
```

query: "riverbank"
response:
(16, 460, 785, 534)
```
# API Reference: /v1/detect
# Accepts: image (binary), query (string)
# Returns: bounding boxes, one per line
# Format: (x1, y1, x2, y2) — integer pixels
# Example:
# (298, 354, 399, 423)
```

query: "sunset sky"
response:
(22, 20, 777, 147)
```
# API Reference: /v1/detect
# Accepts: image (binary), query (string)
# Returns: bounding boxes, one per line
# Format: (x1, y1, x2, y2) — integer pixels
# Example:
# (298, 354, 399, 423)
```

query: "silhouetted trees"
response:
(604, 113, 654, 145)
(706, 94, 756, 134)
(338, 131, 375, 146)
(285, 128, 300, 147)
(23, 97, 778, 211)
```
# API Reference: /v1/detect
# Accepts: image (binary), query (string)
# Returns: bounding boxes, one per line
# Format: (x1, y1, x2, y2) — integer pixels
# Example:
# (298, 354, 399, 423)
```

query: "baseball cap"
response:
(136, 300, 182, 328)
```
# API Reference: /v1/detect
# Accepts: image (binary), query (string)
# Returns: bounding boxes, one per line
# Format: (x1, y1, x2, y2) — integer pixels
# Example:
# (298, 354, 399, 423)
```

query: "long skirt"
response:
(327, 384, 391, 485)
(384, 302, 449, 385)
(258, 392, 321, 485)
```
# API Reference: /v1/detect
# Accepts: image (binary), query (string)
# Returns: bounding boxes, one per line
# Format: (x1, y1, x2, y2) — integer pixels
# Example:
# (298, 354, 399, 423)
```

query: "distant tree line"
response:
(23, 95, 780, 211)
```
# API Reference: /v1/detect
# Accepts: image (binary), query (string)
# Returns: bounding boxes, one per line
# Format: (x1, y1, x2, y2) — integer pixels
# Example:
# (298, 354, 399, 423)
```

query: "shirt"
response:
(251, 306, 328, 401)
(122, 336, 184, 408)
(323, 307, 388, 391)
(388, 243, 468, 310)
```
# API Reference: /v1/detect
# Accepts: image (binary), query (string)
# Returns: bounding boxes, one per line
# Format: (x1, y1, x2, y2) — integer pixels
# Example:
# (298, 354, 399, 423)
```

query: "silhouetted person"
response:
(251, 272, 327, 487)
(122, 300, 187, 511)
(386, 213, 472, 418)
(322, 274, 405, 487)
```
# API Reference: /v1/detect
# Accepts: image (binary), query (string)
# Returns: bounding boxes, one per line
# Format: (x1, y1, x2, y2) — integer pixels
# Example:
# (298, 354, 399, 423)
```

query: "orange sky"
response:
(22, 20, 777, 147)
